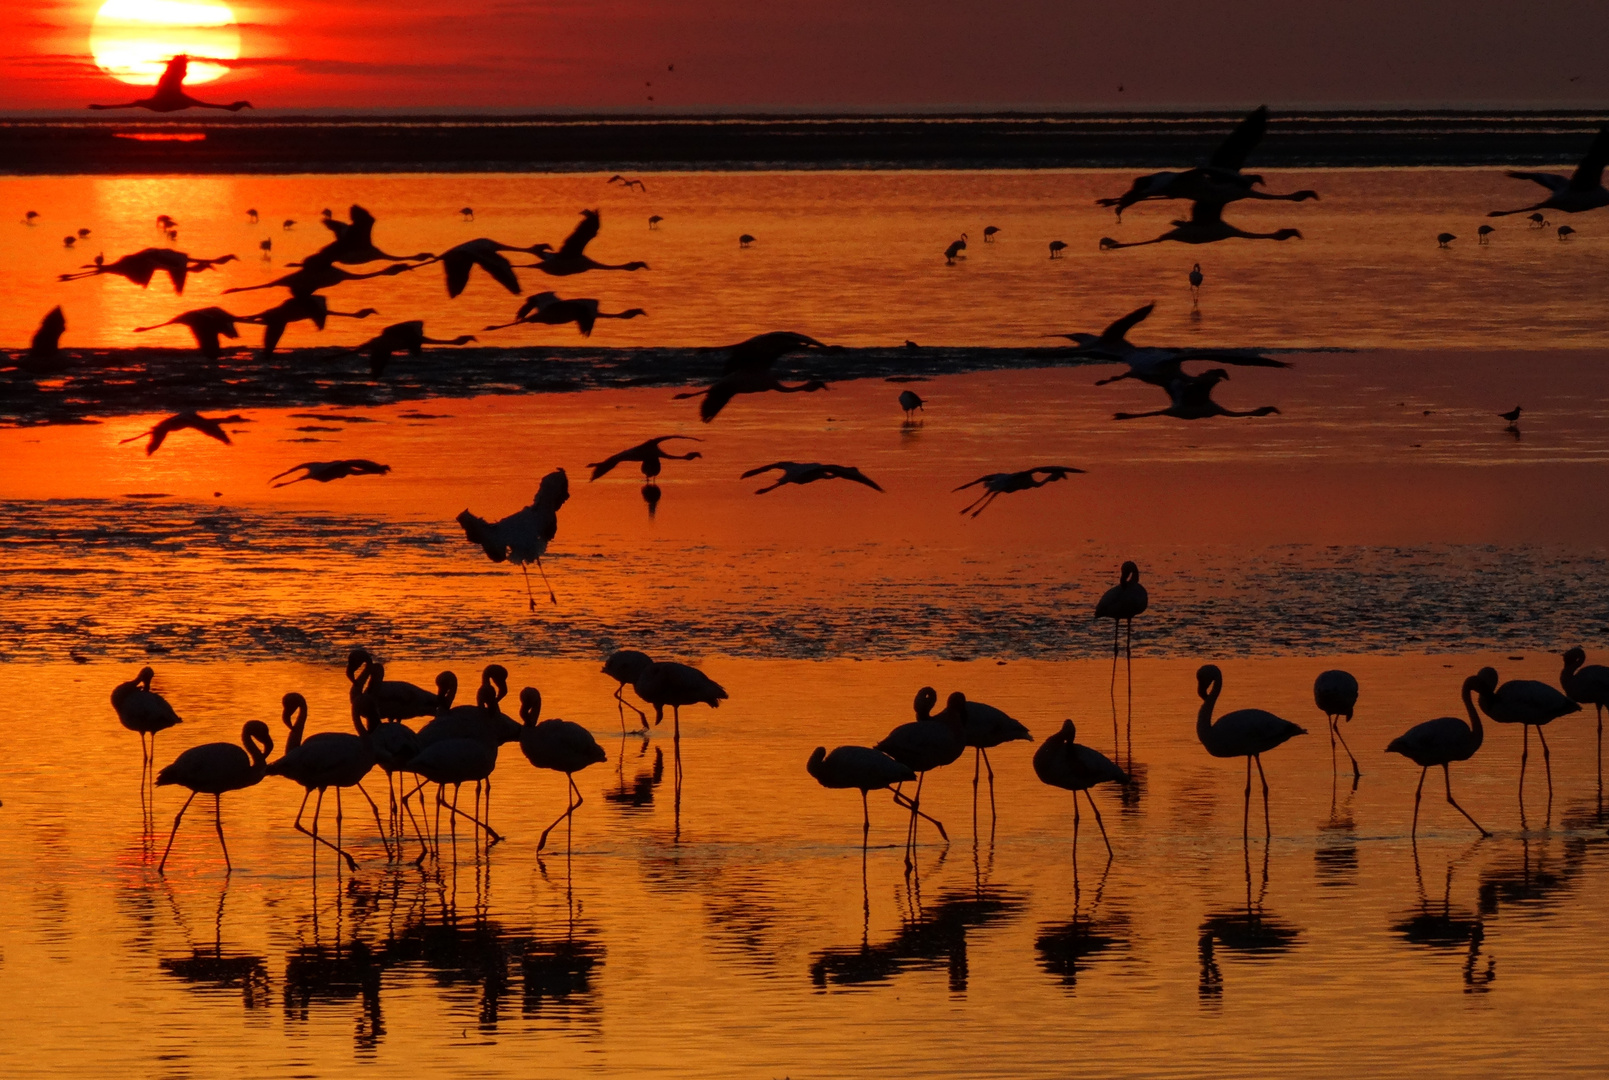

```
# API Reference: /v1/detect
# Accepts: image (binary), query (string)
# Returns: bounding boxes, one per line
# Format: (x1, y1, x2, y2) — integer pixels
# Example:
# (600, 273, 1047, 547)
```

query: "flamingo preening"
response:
(1385, 674, 1490, 838)
(1033, 720, 1127, 861)
(1194, 664, 1307, 838)
(155, 721, 274, 873)
(1094, 562, 1148, 756)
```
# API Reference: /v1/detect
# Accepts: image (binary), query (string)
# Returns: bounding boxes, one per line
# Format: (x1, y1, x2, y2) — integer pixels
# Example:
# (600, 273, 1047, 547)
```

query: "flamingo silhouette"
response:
(588, 436, 703, 481)
(120, 410, 248, 455)
(529, 210, 650, 276)
(1385, 673, 1490, 837)
(457, 468, 570, 608)
(876, 689, 966, 866)
(238, 295, 378, 355)
(952, 694, 1031, 817)
(112, 666, 182, 770)
(1033, 720, 1127, 860)
(1489, 126, 1609, 218)
(807, 745, 916, 850)
(1561, 647, 1609, 784)
(1473, 666, 1579, 823)
(155, 721, 274, 873)
(417, 238, 544, 298)
(1094, 561, 1148, 755)
(1194, 664, 1307, 838)
(953, 466, 1084, 517)
(334, 320, 477, 377)
(60, 249, 237, 293)
(675, 369, 830, 422)
(1112, 369, 1280, 421)
(483, 291, 646, 337)
(518, 688, 608, 851)
(89, 55, 251, 113)
(223, 259, 414, 301)
(599, 652, 726, 786)
(295, 204, 435, 266)
(134, 307, 243, 360)
(1314, 670, 1361, 780)
(28, 306, 66, 362)
(602, 650, 654, 729)
(741, 461, 883, 494)
(266, 693, 390, 868)
(269, 459, 392, 487)
(898, 390, 925, 419)
(1100, 200, 1303, 249)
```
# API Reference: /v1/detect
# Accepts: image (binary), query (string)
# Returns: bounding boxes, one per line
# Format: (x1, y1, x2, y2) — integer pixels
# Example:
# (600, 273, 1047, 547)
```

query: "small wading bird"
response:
(1049, 240, 1067, 258)
(1437, 232, 1457, 248)
(588, 436, 703, 482)
(1478, 225, 1495, 244)
(1095, 562, 1149, 754)
(267, 693, 391, 869)
(246, 208, 258, 224)
(1189, 262, 1204, 300)
(518, 688, 608, 851)
(807, 745, 916, 850)
(1528, 212, 1549, 228)
(60, 249, 237, 294)
(1313, 669, 1361, 780)
(1558, 225, 1577, 240)
(89, 54, 251, 113)
(1472, 665, 1579, 821)
(898, 389, 925, 420)
(133, 307, 242, 361)
(528, 210, 650, 277)
(741, 461, 883, 494)
(739, 234, 755, 248)
(457, 468, 570, 608)
(1112, 369, 1280, 421)
(953, 465, 1084, 517)
(121, 410, 248, 455)
(1194, 664, 1307, 838)
(1033, 720, 1127, 860)
(112, 666, 182, 769)
(483, 291, 646, 337)
(649, 215, 663, 229)
(1100, 200, 1303, 250)
(459, 207, 474, 221)
(269, 459, 392, 488)
(258, 238, 272, 260)
(1499, 405, 1522, 428)
(1489, 125, 1609, 218)
(29, 306, 66, 363)
(155, 721, 274, 873)
(983, 225, 1000, 242)
(944, 238, 966, 264)
(1385, 674, 1491, 838)
(334, 320, 477, 377)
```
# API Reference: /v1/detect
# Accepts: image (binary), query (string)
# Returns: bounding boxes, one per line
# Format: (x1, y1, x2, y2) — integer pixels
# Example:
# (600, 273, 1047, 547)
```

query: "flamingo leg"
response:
(355, 782, 391, 860)
(538, 774, 585, 852)
(861, 789, 871, 851)
(1109, 620, 1120, 755)
(1411, 767, 1426, 837)
(1334, 719, 1361, 780)
(1444, 764, 1490, 838)
(1519, 724, 1530, 824)
(1255, 754, 1271, 837)
(158, 791, 197, 873)
(1125, 618, 1134, 755)
(1537, 726, 1554, 820)
(983, 748, 996, 818)
(1242, 756, 1252, 840)
(517, 562, 538, 610)
(614, 682, 648, 727)
(971, 747, 980, 824)
(212, 795, 231, 872)
(890, 787, 948, 840)
(442, 783, 502, 842)
(904, 773, 925, 871)
(1072, 787, 1081, 867)
(1329, 715, 1338, 773)
(1084, 788, 1113, 859)
(296, 787, 357, 871)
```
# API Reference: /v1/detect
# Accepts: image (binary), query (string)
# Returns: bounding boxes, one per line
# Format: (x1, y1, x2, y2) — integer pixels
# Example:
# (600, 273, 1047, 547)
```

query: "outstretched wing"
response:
(1569, 126, 1609, 191)
(1506, 169, 1570, 193)
(269, 463, 315, 487)
(1099, 302, 1155, 343)
(952, 474, 992, 492)
(457, 509, 510, 562)
(517, 292, 560, 320)
(827, 465, 883, 491)
(1188, 200, 1226, 226)
(1032, 466, 1085, 479)
(587, 451, 628, 480)
(739, 462, 790, 479)
(345, 459, 391, 476)
(558, 210, 600, 259)
(1208, 105, 1267, 171)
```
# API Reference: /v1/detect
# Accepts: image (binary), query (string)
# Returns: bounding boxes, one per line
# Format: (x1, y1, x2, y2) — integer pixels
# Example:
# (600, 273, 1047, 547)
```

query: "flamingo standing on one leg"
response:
(1033, 720, 1127, 862)
(155, 721, 274, 873)
(1094, 562, 1148, 757)
(112, 666, 183, 772)
(517, 688, 608, 851)
(1313, 669, 1361, 782)
(1385, 673, 1490, 838)
(1194, 665, 1307, 839)
(1472, 666, 1580, 825)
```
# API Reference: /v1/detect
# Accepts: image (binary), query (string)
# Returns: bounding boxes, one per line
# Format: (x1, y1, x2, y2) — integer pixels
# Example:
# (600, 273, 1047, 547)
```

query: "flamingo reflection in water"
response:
(1391, 846, 1495, 993)
(1198, 844, 1300, 1004)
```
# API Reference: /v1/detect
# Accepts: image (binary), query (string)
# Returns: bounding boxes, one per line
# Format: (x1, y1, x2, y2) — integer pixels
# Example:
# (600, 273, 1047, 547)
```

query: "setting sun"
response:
(90, 0, 239, 85)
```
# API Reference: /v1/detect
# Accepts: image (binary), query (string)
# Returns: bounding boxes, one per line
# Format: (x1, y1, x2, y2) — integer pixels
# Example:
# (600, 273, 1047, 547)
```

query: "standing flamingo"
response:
(601, 653, 727, 782)
(1385, 674, 1490, 838)
(1033, 720, 1127, 860)
(875, 689, 966, 865)
(807, 745, 916, 850)
(951, 694, 1031, 817)
(602, 650, 653, 728)
(112, 666, 183, 771)
(518, 688, 608, 851)
(265, 693, 389, 870)
(402, 733, 501, 858)
(1094, 562, 1148, 755)
(1313, 669, 1361, 781)
(155, 721, 274, 873)
(1194, 665, 1307, 838)
(1472, 666, 1580, 822)
(1561, 647, 1609, 785)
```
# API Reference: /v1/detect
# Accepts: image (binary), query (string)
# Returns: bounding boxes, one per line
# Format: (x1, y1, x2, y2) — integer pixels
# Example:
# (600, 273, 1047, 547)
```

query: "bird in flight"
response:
(740, 462, 884, 495)
(953, 466, 1085, 517)
(457, 469, 571, 609)
(336, 321, 478, 377)
(483, 291, 647, 337)
(133, 307, 243, 360)
(1099, 199, 1303, 249)
(88, 55, 251, 113)
(120, 411, 249, 455)
(527, 210, 651, 276)
(588, 436, 703, 481)
(269, 459, 393, 487)
(59, 249, 238, 294)
(1111, 369, 1280, 421)
(1489, 126, 1609, 218)
(608, 175, 648, 192)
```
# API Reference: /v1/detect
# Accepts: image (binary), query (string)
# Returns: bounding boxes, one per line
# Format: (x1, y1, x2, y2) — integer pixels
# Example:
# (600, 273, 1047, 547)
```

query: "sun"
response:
(90, 0, 241, 86)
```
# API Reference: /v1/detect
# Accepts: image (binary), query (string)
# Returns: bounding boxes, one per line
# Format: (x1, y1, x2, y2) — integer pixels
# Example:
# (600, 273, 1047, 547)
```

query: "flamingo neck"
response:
(285, 706, 308, 753)
(806, 747, 826, 780)
(1461, 679, 1484, 751)
(1196, 682, 1220, 747)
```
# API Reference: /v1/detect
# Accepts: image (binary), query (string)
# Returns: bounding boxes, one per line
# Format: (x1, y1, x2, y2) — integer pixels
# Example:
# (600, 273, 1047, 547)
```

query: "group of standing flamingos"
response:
(807, 562, 1609, 871)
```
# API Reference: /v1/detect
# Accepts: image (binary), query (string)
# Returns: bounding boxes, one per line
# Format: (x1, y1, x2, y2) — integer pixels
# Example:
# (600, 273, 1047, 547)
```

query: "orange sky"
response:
(3, 0, 1609, 111)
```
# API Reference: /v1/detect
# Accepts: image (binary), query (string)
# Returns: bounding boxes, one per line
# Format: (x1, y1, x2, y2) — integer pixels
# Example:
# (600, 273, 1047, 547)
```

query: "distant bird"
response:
(1472, 666, 1580, 816)
(156, 215, 176, 232)
(460, 207, 475, 221)
(607, 175, 647, 192)
(457, 468, 570, 608)
(266, 693, 388, 870)
(646, 214, 665, 232)
(807, 746, 916, 848)
(77, 228, 90, 238)
(741, 461, 883, 494)
(1558, 225, 1577, 240)
(898, 389, 925, 419)
(88, 54, 251, 113)
(483, 291, 646, 337)
(133, 307, 243, 361)
(111, 666, 182, 769)
(519, 688, 608, 851)
(1437, 232, 1457, 248)
(1488, 126, 1609, 218)
(23, 210, 38, 224)
(876, 689, 967, 858)
(588, 435, 702, 481)
(59, 249, 237, 293)
(983, 225, 1000, 242)
(336, 320, 477, 377)
(1094, 561, 1149, 753)
(246, 208, 259, 224)
(1052, 302, 1158, 354)
(120, 410, 247, 455)
(1099, 201, 1302, 249)
(1528, 212, 1549, 228)
(282, 219, 296, 231)
(528, 210, 650, 276)
(674, 369, 830, 422)
(953, 466, 1084, 517)
(1189, 262, 1204, 299)
(1561, 647, 1609, 777)
(417, 237, 540, 298)
(1477, 225, 1495, 244)
(1313, 670, 1361, 780)
(1498, 405, 1522, 424)
(1385, 673, 1491, 837)
(269, 459, 392, 488)
(602, 649, 654, 728)
(1048, 240, 1067, 259)
(739, 234, 755, 248)
(239, 295, 378, 354)
(258, 238, 272, 260)
(1194, 664, 1308, 837)
(1033, 720, 1127, 859)
(945, 239, 967, 264)
(28, 306, 66, 363)
(155, 721, 274, 873)
(1112, 369, 1280, 421)
(63, 235, 76, 248)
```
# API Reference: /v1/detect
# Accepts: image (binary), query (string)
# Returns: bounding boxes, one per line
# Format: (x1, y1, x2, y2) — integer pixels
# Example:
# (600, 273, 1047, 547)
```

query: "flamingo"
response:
(741, 461, 883, 494)
(1112, 369, 1280, 422)
(333, 320, 477, 377)
(269, 460, 392, 487)
(649, 215, 663, 229)
(1561, 647, 1609, 782)
(944, 239, 966, 264)
(600, 653, 726, 783)
(1091, 346, 1288, 389)
(875, 689, 966, 864)
(1099, 200, 1303, 249)
(238, 295, 378, 355)
(518, 688, 608, 850)
(350, 662, 424, 845)
(1033, 720, 1127, 859)
(588, 436, 703, 482)
(89, 55, 251, 113)
(112, 666, 182, 769)
(602, 650, 654, 729)
(898, 390, 925, 420)
(1194, 664, 1308, 838)
(1385, 674, 1491, 837)
(953, 466, 1084, 517)
(1437, 232, 1457, 248)
(297, 204, 435, 266)
(246, 209, 259, 224)
(457, 468, 570, 608)
(120, 411, 247, 455)
(1473, 666, 1580, 821)
(60, 249, 237, 293)
(403, 735, 501, 856)
(1489, 126, 1609, 218)
(807, 746, 915, 849)
(528, 210, 650, 276)
(222, 259, 414, 301)
(1094, 562, 1148, 754)
(952, 694, 1031, 816)
(29, 306, 66, 362)
(415, 238, 542, 298)
(1314, 669, 1361, 780)
(483, 291, 647, 337)
(265, 693, 389, 869)
(416, 669, 521, 748)
(155, 721, 274, 873)
(345, 650, 444, 720)
(675, 369, 831, 422)
(134, 307, 243, 361)
(739, 234, 755, 248)
(460, 207, 475, 221)
(719, 331, 840, 375)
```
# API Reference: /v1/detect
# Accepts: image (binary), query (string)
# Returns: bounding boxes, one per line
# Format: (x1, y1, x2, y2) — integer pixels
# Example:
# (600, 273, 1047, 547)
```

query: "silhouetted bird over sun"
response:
(89, 55, 251, 113)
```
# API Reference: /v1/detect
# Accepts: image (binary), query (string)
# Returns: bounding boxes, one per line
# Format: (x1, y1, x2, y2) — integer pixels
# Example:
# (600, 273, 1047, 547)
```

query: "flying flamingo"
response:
(1194, 664, 1308, 838)
(222, 259, 414, 301)
(60, 249, 237, 293)
(89, 55, 251, 113)
(1561, 647, 1609, 783)
(457, 467, 570, 608)
(719, 331, 841, 375)
(297, 204, 435, 266)
(675, 369, 831, 422)
(1033, 720, 1128, 860)
(953, 466, 1084, 517)
(155, 721, 274, 873)
(238, 295, 378, 355)
(269, 459, 392, 487)
(807, 745, 916, 850)
(1473, 666, 1580, 822)
(1099, 200, 1303, 250)
(588, 436, 703, 482)
(120, 411, 247, 455)
(1488, 126, 1609, 218)
(518, 688, 608, 850)
(334, 320, 476, 377)
(528, 210, 651, 276)
(1112, 369, 1280, 421)
(265, 693, 389, 869)
(483, 291, 647, 337)
(134, 307, 243, 360)
(111, 666, 182, 770)
(741, 461, 883, 494)
(1313, 669, 1361, 781)
(1385, 673, 1491, 837)
(1094, 561, 1149, 755)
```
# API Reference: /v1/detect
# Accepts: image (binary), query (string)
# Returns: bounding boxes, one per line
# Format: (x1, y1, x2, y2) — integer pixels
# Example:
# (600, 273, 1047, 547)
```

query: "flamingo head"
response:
(136, 665, 157, 687)
(280, 692, 308, 728)
(345, 648, 373, 681)
(1563, 647, 1586, 673)
(1271, 229, 1303, 241)
(1195, 664, 1223, 700)
(1120, 560, 1140, 584)
(1473, 667, 1499, 694)
(519, 686, 542, 725)
(914, 686, 938, 718)
(483, 664, 510, 700)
